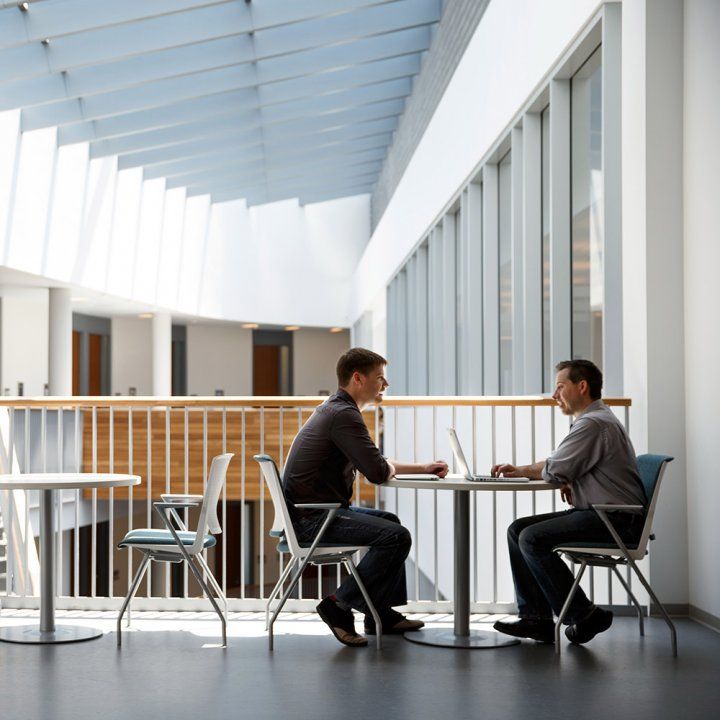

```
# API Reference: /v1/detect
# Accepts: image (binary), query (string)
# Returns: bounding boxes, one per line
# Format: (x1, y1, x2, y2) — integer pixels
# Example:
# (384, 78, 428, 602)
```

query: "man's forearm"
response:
(518, 461, 546, 480)
(390, 461, 429, 475)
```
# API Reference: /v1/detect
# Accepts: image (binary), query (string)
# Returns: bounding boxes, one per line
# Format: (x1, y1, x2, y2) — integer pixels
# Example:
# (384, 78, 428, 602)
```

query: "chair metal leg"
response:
(627, 558, 677, 656)
(612, 565, 644, 636)
(266, 558, 296, 631)
(195, 553, 229, 626)
(185, 555, 227, 648)
(555, 560, 587, 655)
(117, 554, 151, 647)
(344, 557, 382, 650)
(268, 553, 315, 651)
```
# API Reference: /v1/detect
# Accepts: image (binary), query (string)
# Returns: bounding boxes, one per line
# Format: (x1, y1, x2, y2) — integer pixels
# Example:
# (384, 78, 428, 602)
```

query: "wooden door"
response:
(253, 345, 280, 395)
(72, 331, 80, 395)
(88, 333, 102, 395)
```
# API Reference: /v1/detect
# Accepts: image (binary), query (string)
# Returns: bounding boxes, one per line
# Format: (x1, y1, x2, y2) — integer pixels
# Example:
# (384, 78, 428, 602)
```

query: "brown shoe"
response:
(317, 597, 368, 647)
(364, 609, 425, 635)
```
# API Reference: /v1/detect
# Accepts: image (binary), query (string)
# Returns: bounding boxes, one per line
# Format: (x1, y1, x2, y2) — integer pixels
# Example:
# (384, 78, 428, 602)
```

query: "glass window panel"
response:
(571, 47, 603, 369)
(499, 151, 512, 394)
(541, 105, 552, 392)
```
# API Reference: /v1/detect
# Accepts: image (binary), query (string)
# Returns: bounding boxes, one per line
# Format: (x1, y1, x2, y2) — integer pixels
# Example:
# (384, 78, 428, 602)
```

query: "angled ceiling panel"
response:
(4, 0, 443, 205)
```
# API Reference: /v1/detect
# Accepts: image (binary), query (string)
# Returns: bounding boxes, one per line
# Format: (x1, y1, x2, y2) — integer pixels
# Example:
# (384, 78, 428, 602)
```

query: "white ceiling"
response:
(1, 0, 442, 205)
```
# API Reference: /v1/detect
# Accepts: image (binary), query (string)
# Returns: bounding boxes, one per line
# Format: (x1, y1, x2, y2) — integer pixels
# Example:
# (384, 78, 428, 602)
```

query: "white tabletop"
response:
(385, 473, 553, 492)
(0, 473, 141, 490)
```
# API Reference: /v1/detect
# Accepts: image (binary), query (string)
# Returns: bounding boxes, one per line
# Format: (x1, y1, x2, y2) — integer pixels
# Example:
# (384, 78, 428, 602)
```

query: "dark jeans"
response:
(508, 509, 645, 624)
(294, 506, 411, 614)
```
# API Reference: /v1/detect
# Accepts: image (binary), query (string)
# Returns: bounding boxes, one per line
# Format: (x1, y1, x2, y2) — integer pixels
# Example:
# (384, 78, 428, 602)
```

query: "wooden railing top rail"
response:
(0, 395, 632, 408)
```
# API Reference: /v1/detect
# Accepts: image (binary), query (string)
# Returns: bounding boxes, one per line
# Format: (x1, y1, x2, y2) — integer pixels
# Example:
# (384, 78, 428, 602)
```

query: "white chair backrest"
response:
(191, 453, 233, 554)
(254, 454, 302, 557)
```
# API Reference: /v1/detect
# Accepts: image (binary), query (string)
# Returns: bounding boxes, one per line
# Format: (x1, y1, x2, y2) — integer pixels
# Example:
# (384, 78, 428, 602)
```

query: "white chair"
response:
(553, 454, 677, 655)
(254, 453, 382, 650)
(116, 453, 234, 647)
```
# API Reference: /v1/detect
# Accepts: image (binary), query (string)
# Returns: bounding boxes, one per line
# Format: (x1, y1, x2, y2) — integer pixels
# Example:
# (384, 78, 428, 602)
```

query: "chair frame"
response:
(254, 454, 383, 650)
(116, 453, 233, 647)
(553, 455, 677, 656)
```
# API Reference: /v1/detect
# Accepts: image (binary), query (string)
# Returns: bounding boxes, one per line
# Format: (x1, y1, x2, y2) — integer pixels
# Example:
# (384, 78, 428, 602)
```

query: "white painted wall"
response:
(293, 329, 350, 395)
(111, 316, 152, 395)
(0, 286, 48, 396)
(684, 0, 720, 620)
(186, 324, 253, 396)
(621, 0, 688, 607)
(350, 0, 602, 322)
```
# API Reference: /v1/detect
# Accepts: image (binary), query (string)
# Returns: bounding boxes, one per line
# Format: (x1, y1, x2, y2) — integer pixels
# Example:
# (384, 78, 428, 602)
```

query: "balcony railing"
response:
(0, 396, 645, 614)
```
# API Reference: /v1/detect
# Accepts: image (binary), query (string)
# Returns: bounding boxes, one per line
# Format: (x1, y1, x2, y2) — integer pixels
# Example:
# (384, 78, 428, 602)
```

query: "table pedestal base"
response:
(0, 625, 103, 644)
(403, 628, 520, 649)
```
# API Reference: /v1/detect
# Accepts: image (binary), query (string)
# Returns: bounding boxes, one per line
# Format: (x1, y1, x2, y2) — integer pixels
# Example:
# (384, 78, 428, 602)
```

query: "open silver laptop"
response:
(447, 428, 529, 482)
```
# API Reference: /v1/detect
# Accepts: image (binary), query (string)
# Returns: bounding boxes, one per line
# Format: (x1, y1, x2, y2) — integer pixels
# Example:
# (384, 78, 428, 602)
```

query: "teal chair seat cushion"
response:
(118, 528, 216, 549)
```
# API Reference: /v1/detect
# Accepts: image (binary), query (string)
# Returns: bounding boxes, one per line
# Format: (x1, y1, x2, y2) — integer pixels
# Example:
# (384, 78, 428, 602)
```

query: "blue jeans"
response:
(294, 506, 411, 614)
(508, 509, 644, 624)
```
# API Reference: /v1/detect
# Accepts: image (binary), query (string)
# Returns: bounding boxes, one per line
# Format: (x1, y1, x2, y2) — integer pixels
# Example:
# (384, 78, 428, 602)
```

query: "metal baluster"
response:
(413, 405, 419, 601)
(146, 408, 153, 596)
(530, 406, 536, 516)
(127, 407, 134, 601)
(183, 407, 189, 598)
(374, 406, 380, 509)
(165, 407, 170, 598)
(278, 407, 284, 590)
(24, 408, 30, 597)
(240, 408, 246, 600)
(202, 407, 208, 585)
(433, 405, 439, 602)
(221, 408, 227, 598)
(7, 407, 14, 595)
(472, 405, 478, 604)
(259, 406, 265, 600)
(550, 406, 556, 513)
(511, 406, 517, 521)
(109, 406, 114, 598)
(491, 406, 497, 605)
(74, 407, 80, 598)
(91, 406, 97, 598)
(57, 408, 63, 597)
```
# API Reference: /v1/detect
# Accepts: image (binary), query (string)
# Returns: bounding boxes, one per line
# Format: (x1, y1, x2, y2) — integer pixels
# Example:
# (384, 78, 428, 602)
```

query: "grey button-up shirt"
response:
(541, 400, 645, 511)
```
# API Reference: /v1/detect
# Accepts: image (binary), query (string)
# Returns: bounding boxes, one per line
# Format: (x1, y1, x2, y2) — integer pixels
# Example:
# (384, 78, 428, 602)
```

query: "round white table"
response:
(0, 473, 141, 645)
(385, 474, 553, 648)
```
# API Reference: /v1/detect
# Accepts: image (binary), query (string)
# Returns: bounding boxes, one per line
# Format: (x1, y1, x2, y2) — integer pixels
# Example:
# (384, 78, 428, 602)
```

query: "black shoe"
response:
(565, 607, 613, 644)
(493, 617, 555, 644)
(316, 597, 368, 647)
(364, 608, 425, 635)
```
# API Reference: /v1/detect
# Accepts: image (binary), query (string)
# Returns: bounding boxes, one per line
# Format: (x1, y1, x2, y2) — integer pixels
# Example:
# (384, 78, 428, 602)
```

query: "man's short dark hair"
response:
(555, 359, 603, 400)
(337, 348, 387, 387)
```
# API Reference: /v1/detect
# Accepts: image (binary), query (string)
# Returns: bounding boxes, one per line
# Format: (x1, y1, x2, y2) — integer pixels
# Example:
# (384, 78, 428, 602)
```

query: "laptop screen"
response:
(447, 428, 472, 479)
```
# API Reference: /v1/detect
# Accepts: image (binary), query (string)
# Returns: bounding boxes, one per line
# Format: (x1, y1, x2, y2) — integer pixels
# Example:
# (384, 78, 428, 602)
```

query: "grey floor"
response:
(0, 611, 718, 720)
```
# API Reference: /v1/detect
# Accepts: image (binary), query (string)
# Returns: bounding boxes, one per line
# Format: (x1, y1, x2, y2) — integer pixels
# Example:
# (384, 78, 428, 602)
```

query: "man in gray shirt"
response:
(492, 360, 646, 646)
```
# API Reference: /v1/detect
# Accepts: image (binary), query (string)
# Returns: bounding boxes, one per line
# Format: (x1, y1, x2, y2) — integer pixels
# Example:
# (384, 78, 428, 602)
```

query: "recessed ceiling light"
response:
(285, 325, 300, 331)
(242, 323, 259, 329)
(138, 313, 153, 319)
(72, 297, 89, 303)
(19, 2, 29, 12)
(329, 327, 344, 333)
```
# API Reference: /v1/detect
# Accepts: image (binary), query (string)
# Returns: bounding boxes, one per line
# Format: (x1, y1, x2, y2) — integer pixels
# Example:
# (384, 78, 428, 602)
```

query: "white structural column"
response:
(622, 0, 687, 607)
(510, 127, 524, 393)
(151, 312, 172, 397)
(601, 2, 623, 395)
(48, 288, 73, 396)
(522, 113, 543, 394)
(482, 164, 499, 395)
(549, 78, 571, 371)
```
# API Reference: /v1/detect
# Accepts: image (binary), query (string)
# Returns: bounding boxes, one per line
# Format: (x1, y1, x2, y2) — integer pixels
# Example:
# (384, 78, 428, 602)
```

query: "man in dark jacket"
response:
(283, 347, 448, 647)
